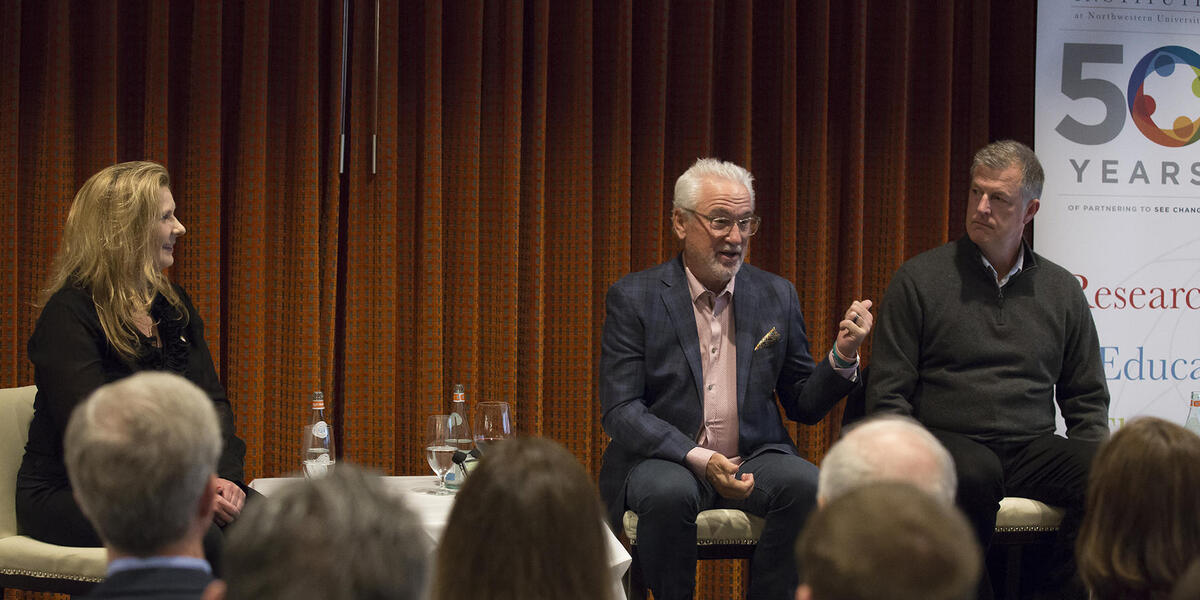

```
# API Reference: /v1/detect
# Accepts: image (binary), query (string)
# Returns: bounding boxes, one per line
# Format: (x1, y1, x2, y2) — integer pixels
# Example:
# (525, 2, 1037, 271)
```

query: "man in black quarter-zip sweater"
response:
(867, 140, 1109, 600)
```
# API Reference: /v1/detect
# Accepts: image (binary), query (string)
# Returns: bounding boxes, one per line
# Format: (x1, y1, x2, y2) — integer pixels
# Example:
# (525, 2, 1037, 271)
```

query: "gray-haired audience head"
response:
(64, 371, 221, 556)
(796, 481, 982, 600)
(818, 415, 956, 506)
(674, 157, 756, 211)
(220, 464, 427, 600)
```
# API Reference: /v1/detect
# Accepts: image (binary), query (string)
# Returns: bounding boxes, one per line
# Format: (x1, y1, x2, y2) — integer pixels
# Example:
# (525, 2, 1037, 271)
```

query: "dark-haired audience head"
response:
(818, 415, 956, 506)
(217, 464, 427, 600)
(432, 437, 610, 600)
(64, 371, 220, 558)
(795, 481, 981, 600)
(1077, 417, 1200, 600)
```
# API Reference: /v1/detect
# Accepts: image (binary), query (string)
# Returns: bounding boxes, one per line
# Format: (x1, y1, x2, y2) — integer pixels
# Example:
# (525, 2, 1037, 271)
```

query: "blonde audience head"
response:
(433, 437, 610, 600)
(1077, 417, 1200, 600)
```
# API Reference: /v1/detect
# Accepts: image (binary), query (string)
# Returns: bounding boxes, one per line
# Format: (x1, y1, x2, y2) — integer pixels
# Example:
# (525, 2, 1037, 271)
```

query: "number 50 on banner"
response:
(1057, 44, 1200, 147)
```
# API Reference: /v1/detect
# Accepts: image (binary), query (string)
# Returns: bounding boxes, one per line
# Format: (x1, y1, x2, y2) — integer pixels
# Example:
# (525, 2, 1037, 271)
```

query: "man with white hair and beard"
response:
(599, 158, 874, 600)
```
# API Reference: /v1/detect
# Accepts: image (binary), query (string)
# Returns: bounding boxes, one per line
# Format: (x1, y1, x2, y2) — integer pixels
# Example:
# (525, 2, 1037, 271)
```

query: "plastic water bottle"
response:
(304, 391, 336, 478)
(444, 383, 472, 490)
(1186, 392, 1200, 437)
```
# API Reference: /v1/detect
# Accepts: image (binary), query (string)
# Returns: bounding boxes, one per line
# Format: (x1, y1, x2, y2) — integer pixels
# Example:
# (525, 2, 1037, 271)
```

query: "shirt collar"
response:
(683, 262, 735, 303)
(980, 246, 1025, 287)
(107, 555, 212, 578)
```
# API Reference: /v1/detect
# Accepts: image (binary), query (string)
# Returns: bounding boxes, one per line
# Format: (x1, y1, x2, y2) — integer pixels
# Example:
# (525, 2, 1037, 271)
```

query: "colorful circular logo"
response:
(1127, 46, 1200, 147)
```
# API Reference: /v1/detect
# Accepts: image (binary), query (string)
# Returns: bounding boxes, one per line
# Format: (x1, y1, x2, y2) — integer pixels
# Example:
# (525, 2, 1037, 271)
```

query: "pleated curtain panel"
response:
(0, 1, 1037, 598)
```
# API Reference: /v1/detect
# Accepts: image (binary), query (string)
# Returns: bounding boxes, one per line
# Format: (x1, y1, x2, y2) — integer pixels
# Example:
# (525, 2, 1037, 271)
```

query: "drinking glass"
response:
(423, 414, 456, 495)
(472, 401, 513, 455)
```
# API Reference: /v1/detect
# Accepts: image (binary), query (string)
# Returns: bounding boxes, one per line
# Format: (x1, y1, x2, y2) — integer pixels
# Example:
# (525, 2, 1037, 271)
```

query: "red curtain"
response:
(1, 1, 1037, 598)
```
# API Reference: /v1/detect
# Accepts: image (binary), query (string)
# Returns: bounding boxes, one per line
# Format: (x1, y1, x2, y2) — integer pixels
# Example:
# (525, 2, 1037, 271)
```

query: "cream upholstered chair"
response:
(622, 508, 764, 599)
(842, 376, 1066, 597)
(618, 379, 1070, 599)
(621, 499, 1064, 599)
(0, 385, 106, 594)
(994, 496, 1065, 597)
(995, 496, 1065, 540)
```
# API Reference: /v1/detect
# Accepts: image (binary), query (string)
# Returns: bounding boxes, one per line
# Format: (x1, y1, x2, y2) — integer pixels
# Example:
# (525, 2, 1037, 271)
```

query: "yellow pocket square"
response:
(754, 327, 780, 351)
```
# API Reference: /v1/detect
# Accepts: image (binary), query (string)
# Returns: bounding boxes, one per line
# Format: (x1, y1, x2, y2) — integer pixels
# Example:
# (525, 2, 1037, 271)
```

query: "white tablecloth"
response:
(250, 476, 630, 599)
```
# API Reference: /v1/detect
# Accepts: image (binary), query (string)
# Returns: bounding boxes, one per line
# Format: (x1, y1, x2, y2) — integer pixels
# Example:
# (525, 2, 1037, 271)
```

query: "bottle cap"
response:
(311, 391, 325, 410)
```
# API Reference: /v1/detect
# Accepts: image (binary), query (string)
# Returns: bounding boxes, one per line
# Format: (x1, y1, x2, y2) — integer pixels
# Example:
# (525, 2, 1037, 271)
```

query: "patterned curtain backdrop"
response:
(0, 1, 1037, 598)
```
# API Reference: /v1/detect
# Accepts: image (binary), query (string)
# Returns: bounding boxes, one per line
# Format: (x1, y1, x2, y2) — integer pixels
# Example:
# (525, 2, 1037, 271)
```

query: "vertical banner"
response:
(1035, 1, 1200, 431)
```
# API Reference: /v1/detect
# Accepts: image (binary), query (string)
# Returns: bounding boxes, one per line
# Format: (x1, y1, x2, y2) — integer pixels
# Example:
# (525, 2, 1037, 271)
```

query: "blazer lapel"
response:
(733, 267, 759, 412)
(662, 258, 705, 407)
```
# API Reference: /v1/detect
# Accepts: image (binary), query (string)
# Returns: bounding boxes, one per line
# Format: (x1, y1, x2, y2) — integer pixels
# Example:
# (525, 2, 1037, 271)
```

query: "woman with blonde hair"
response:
(433, 437, 611, 600)
(1077, 417, 1200, 600)
(16, 161, 249, 551)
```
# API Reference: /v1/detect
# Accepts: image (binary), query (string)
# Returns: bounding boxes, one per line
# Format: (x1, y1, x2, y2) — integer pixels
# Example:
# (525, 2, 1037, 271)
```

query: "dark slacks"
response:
(626, 451, 818, 600)
(930, 430, 1099, 600)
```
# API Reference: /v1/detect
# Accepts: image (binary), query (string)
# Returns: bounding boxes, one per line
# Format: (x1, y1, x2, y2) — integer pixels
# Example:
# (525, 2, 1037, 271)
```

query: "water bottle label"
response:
(312, 421, 329, 439)
(1192, 391, 1200, 407)
(444, 463, 467, 489)
(304, 453, 333, 478)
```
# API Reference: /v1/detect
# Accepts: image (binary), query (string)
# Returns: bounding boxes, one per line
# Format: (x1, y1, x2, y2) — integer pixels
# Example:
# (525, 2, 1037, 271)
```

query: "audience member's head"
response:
(1077, 417, 1200, 600)
(64, 371, 220, 558)
(217, 464, 427, 600)
(795, 481, 981, 600)
(818, 415, 956, 505)
(433, 437, 610, 600)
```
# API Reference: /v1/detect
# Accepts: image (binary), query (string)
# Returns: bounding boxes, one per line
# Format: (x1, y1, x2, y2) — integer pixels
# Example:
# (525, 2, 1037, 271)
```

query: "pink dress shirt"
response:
(681, 264, 860, 478)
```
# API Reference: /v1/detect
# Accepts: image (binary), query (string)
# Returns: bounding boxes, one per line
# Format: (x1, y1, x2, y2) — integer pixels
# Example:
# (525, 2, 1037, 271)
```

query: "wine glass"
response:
(472, 401, 513, 455)
(423, 414, 455, 495)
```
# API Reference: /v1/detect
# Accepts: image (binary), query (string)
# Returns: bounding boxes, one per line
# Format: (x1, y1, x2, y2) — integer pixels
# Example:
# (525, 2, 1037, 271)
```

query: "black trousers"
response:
(16, 476, 258, 576)
(930, 430, 1099, 600)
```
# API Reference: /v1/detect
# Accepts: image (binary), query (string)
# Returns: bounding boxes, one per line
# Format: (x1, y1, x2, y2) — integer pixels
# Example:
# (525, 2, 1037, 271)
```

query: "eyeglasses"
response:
(681, 208, 761, 236)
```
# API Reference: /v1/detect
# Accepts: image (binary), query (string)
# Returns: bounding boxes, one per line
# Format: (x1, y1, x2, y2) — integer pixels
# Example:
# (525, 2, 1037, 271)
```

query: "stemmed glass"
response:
(472, 401, 513, 455)
(423, 414, 456, 495)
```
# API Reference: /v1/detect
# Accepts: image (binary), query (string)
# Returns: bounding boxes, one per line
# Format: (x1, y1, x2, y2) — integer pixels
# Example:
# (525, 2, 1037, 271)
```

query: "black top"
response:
(18, 281, 246, 485)
(867, 236, 1110, 443)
